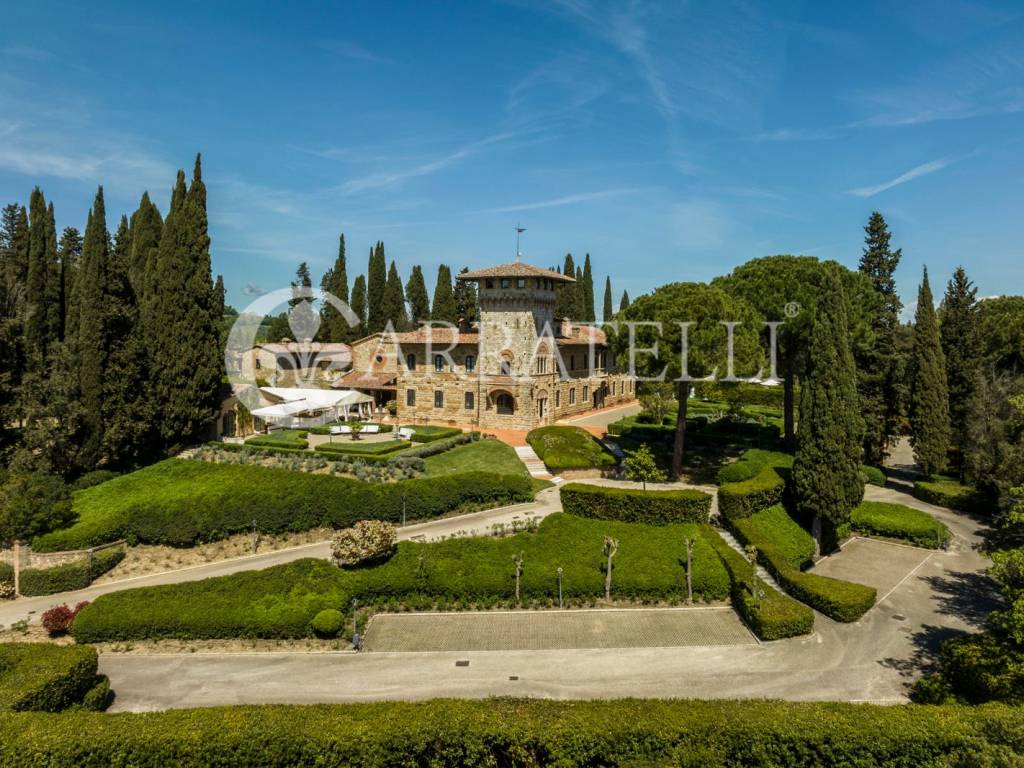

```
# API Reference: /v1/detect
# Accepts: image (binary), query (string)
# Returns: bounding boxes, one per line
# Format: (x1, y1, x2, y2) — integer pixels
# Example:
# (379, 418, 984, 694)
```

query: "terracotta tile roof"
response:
(393, 328, 480, 345)
(332, 370, 397, 390)
(258, 341, 352, 356)
(556, 325, 607, 345)
(457, 261, 575, 283)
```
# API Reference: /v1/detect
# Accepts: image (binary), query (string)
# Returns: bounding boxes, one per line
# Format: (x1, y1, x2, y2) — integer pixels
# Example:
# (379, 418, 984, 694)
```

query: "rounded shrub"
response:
(310, 609, 344, 638)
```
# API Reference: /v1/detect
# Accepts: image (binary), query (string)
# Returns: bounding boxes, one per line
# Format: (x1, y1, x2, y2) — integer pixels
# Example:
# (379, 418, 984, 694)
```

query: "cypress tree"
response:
(940, 266, 981, 478)
(76, 187, 110, 469)
(128, 191, 163, 356)
(57, 227, 82, 343)
(405, 265, 430, 326)
(320, 233, 352, 341)
(555, 253, 577, 318)
(857, 212, 903, 464)
(382, 261, 409, 331)
(602, 276, 613, 321)
(366, 242, 387, 332)
(0, 204, 29, 431)
(101, 215, 153, 468)
(430, 264, 457, 324)
(581, 253, 595, 321)
(619, 290, 630, 312)
(575, 266, 585, 319)
(792, 266, 864, 554)
(350, 274, 367, 337)
(909, 267, 951, 477)
(453, 267, 478, 325)
(24, 189, 60, 365)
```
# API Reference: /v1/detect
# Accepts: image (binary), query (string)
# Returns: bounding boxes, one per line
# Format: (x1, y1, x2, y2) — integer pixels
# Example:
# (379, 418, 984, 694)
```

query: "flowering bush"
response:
(0, 580, 14, 600)
(331, 520, 397, 568)
(41, 601, 90, 635)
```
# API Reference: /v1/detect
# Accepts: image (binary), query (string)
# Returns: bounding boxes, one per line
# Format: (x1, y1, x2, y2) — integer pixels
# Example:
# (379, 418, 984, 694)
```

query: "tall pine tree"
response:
(792, 266, 864, 554)
(909, 267, 951, 477)
(366, 242, 387, 332)
(940, 266, 981, 478)
(431, 264, 457, 323)
(382, 260, 409, 331)
(602, 276, 613, 321)
(76, 187, 110, 468)
(405, 265, 429, 326)
(350, 274, 367, 338)
(857, 212, 903, 464)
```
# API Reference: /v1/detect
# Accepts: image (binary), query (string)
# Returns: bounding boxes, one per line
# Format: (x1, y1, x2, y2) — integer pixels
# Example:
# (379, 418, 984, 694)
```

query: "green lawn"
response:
(72, 513, 731, 641)
(527, 426, 616, 472)
(423, 439, 529, 477)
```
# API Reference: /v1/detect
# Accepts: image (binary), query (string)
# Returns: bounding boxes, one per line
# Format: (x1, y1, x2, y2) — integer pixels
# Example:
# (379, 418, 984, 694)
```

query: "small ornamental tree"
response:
(512, 551, 524, 606)
(603, 535, 619, 600)
(331, 520, 397, 567)
(623, 444, 666, 490)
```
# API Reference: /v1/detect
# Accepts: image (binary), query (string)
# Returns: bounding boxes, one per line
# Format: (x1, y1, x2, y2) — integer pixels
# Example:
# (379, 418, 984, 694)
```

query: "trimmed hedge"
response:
(716, 449, 790, 485)
(560, 483, 711, 524)
(738, 504, 815, 569)
(718, 466, 786, 520)
(703, 527, 814, 641)
(308, 422, 394, 435)
(859, 465, 887, 487)
(245, 430, 310, 450)
(408, 425, 463, 443)
(315, 440, 411, 456)
(913, 477, 989, 515)
(33, 460, 532, 551)
(730, 511, 876, 622)
(1, 698, 1021, 766)
(18, 548, 125, 597)
(0, 644, 100, 712)
(851, 501, 950, 549)
(526, 426, 616, 472)
(71, 514, 731, 642)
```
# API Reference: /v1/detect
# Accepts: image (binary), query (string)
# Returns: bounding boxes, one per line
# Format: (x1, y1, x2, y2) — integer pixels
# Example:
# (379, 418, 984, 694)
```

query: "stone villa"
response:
(335, 260, 635, 430)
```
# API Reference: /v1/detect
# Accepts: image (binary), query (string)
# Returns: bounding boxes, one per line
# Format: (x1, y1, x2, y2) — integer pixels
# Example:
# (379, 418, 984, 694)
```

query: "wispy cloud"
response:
(0, 45, 53, 62)
(241, 282, 268, 297)
(745, 127, 835, 142)
(847, 158, 952, 197)
(318, 39, 394, 65)
(483, 188, 641, 213)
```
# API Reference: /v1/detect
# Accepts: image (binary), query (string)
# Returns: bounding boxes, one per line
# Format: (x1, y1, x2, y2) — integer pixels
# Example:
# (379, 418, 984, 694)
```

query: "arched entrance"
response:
(489, 389, 516, 415)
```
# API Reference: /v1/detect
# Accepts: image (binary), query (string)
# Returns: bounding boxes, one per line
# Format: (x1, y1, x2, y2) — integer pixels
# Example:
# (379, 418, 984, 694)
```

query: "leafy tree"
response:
(350, 274, 367, 337)
(581, 253, 595, 321)
(792, 266, 864, 555)
(602, 276, 613, 322)
(382, 260, 409, 331)
(614, 282, 763, 479)
(0, 472, 73, 545)
(857, 212, 903, 464)
(619, 290, 630, 313)
(75, 187, 110, 468)
(638, 382, 676, 424)
(978, 296, 1024, 373)
(940, 267, 982, 478)
(965, 370, 1024, 509)
(405, 265, 430, 326)
(622, 444, 666, 490)
(453, 267, 478, 325)
(366, 242, 387, 332)
(430, 264, 457, 324)
(909, 268, 952, 477)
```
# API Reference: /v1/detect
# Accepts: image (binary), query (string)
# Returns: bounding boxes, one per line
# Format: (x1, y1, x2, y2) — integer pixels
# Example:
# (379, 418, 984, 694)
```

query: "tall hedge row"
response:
(912, 477, 989, 515)
(0, 644, 100, 712)
(0, 698, 1021, 766)
(33, 460, 532, 551)
(559, 483, 712, 524)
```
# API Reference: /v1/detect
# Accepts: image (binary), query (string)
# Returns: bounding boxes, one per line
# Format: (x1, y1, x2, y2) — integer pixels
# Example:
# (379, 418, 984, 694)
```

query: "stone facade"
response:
(386, 260, 635, 430)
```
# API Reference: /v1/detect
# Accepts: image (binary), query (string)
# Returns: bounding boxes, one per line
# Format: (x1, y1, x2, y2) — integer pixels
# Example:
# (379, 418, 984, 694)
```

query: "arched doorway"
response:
(492, 391, 515, 415)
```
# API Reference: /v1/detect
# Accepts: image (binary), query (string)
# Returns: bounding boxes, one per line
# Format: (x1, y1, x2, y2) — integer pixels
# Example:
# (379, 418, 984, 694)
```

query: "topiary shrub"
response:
(859, 465, 887, 487)
(718, 466, 786, 520)
(310, 609, 344, 638)
(559, 483, 711, 524)
(331, 521, 397, 568)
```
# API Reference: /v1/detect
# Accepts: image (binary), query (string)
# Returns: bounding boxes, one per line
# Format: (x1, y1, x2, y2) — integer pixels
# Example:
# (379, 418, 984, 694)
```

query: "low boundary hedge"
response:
(409, 426, 462, 443)
(0, 644, 100, 712)
(308, 423, 394, 436)
(730, 514, 876, 622)
(18, 547, 125, 596)
(33, 460, 533, 550)
(703, 527, 814, 640)
(560, 483, 711, 524)
(913, 477, 989, 515)
(315, 440, 411, 456)
(718, 466, 786, 520)
(0, 698, 1021, 766)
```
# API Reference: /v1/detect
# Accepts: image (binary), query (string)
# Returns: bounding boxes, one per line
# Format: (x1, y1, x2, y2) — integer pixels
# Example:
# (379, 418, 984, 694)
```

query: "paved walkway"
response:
(361, 607, 754, 652)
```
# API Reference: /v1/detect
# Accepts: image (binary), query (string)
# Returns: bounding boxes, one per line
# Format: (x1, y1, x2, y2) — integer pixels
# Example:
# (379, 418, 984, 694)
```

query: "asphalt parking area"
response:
(362, 607, 756, 652)
(809, 537, 934, 600)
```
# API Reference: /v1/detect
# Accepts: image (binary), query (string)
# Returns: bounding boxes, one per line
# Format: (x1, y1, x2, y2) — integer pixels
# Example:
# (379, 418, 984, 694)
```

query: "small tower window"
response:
(500, 360, 512, 376)
(465, 354, 476, 372)
(406, 353, 416, 370)
(434, 354, 445, 372)
(517, 278, 526, 288)
(500, 278, 510, 289)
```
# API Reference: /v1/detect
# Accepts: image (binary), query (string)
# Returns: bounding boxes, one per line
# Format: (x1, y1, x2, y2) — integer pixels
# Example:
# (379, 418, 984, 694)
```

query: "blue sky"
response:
(2, 0, 1023, 316)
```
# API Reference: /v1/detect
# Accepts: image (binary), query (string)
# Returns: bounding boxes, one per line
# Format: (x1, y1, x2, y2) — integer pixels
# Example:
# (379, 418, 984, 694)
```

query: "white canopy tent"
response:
(252, 387, 376, 429)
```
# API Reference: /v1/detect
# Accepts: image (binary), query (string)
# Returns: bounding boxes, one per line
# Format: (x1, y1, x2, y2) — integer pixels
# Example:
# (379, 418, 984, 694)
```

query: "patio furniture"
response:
(362, 424, 381, 434)
(398, 427, 414, 440)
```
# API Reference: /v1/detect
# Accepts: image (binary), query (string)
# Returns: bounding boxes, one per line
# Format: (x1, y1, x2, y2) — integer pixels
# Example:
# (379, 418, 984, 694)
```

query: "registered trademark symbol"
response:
(783, 301, 801, 319)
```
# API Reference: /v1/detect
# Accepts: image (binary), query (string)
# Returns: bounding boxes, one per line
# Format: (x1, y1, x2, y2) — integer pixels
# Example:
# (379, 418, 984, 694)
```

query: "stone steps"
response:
(716, 527, 782, 591)
(515, 445, 561, 483)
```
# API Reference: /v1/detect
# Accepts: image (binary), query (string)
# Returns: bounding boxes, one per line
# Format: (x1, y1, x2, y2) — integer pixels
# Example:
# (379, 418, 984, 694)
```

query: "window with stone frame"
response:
(434, 354, 445, 372)
(406, 389, 416, 406)
(465, 354, 476, 372)
(464, 391, 474, 409)
(569, 387, 576, 405)
(406, 353, 416, 369)
(583, 384, 589, 401)
(555, 390, 561, 407)
(434, 390, 444, 408)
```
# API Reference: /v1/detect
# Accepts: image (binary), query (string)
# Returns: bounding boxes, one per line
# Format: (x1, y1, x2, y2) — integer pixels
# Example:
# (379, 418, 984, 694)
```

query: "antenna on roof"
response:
(515, 223, 526, 262)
